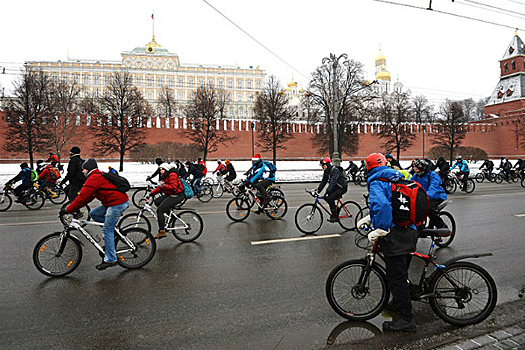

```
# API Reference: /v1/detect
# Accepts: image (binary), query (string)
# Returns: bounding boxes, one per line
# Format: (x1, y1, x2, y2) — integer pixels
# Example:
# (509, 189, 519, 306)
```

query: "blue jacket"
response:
(367, 166, 412, 232)
(411, 171, 447, 201)
(450, 160, 469, 173)
(10, 168, 33, 187)
(249, 161, 275, 183)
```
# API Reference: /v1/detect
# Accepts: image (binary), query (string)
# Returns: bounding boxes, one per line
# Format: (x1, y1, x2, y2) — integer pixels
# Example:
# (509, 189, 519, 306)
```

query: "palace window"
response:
(136, 76, 142, 86)
(73, 74, 79, 84)
(62, 75, 68, 84)
(105, 76, 110, 86)
(237, 94, 243, 102)
(189, 91, 195, 99)
(168, 78, 174, 87)
(83, 75, 89, 86)
(52, 74, 58, 84)
(237, 80, 243, 89)
(178, 78, 184, 87)
(208, 79, 214, 87)
(188, 78, 194, 87)
(94, 75, 100, 85)
(247, 80, 252, 89)
(178, 92, 184, 101)
(256, 80, 261, 89)
(147, 77, 153, 86)
(198, 78, 204, 87)
(218, 80, 224, 88)
(228, 80, 233, 88)
(147, 92, 152, 100)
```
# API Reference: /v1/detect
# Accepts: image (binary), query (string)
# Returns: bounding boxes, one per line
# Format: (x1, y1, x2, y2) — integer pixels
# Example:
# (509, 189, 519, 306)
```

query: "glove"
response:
(146, 176, 151, 181)
(356, 215, 371, 229)
(323, 193, 330, 200)
(160, 183, 165, 189)
(367, 228, 389, 243)
(59, 207, 68, 216)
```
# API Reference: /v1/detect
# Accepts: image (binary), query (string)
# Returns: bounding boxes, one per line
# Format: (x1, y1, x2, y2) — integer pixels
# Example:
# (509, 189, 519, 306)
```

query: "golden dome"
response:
(375, 65, 391, 81)
(375, 44, 386, 66)
(288, 80, 298, 88)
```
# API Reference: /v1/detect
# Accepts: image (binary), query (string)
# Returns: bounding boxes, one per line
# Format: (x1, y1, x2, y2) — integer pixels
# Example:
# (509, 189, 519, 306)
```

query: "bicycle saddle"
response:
(419, 228, 452, 238)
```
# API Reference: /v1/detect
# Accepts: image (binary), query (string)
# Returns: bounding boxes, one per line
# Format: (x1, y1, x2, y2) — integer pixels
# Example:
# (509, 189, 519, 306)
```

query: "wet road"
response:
(1, 181, 524, 349)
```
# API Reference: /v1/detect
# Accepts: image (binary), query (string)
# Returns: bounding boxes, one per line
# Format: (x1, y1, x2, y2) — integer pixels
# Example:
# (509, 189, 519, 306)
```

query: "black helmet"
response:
(414, 159, 429, 173)
(20, 162, 29, 169)
(155, 158, 163, 166)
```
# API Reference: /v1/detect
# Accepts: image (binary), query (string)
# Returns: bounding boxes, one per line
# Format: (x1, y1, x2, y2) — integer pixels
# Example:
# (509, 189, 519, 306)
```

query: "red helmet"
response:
(320, 157, 331, 165)
(365, 153, 387, 171)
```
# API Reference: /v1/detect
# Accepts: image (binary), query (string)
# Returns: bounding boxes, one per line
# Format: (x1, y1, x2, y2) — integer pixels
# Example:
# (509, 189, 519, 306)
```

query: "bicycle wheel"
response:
(429, 261, 497, 326)
(494, 174, 503, 184)
(212, 183, 224, 198)
(433, 211, 456, 248)
(338, 201, 361, 231)
(326, 259, 389, 321)
(444, 179, 456, 194)
(59, 203, 92, 228)
(197, 184, 213, 203)
(268, 187, 285, 198)
(24, 191, 45, 210)
(464, 179, 475, 194)
(326, 321, 382, 346)
(521, 178, 525, 188)
(0, 192, 12, 212)
(118, 213, 152, 233)
(170, 210, 204, 242)
(295, 204, 323, 234)
(226, 197, 250, 222)
(265, 195, 288, 220)
(354, 207, 370, 238)
(49, 187, 68, 205)
(475, 173, 485, 183)
(115, 228, 156, 269)
(33, 233, 82, 277)
(132, 188, 148, 209)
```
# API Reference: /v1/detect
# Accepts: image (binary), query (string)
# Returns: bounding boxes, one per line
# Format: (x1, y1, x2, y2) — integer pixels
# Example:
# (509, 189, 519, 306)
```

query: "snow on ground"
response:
(0, 159, 489, 187)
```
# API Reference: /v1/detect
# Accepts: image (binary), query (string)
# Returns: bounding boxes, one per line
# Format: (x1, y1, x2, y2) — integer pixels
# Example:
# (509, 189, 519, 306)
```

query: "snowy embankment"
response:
(0, 159, 487, 187)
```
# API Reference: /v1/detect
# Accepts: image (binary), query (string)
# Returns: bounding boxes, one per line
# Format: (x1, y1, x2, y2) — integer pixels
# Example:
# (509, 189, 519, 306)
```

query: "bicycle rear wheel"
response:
(33, 233, 82, 277)
(435, 211, 456, 248)
(338, 201, 361, 231)
(197, 184, 213, 202)
(429, 261, 497, 326)
(226, 197, 250, 222)
(115, 228, 156, 269)
(494, 174, 503, 184)
(326, 259, 389, 321)
(118, 213, 152, 233)
(25, 191, 45, 210)
(212, 183, 224, 198)
(295, 204, 323, 234)
(49, 187, 67, 205)
(170, 210, 204, 242)
(0, 192, 13, 212)
(354, 207, 370, 238)
(265, 195, 287, 220)
(475, 173, 485, 183)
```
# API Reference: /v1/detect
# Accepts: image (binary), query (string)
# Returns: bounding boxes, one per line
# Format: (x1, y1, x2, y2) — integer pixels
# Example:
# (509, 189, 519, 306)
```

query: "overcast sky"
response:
(1, 0, 523, 105)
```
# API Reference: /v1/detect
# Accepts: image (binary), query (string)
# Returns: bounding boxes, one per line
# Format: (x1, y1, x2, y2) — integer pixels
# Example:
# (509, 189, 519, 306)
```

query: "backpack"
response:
(263, 161, 277, 176)
(196, 163, 205, 172)
(49, 167, 61, 180)
(101, 173, 131, 193)
(180, 178, 194, 199)
(377, 179, 430, 227)
(335, 165, 349, 182)
(30, 169, 39, 182)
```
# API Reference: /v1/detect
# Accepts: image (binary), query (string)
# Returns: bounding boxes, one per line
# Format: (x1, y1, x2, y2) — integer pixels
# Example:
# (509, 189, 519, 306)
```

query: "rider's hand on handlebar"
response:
(368, 228, 389, 243)
(59, 207, 68, 216)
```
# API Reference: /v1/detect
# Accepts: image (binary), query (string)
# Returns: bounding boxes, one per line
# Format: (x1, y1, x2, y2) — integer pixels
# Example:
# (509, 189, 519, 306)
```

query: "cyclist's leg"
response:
(194, 177, 203, 195)
(463, 171, 470, 189)
(326, 188, 345, 219)
(488, 169, 493, 181)
(255, 179, 271, 204)
(384, 253, 414, 322)
(89, 205, 106, 223)
(154, 195, 169, 231)
(102, 201, 129, 263)
(428, 200, 446, 228)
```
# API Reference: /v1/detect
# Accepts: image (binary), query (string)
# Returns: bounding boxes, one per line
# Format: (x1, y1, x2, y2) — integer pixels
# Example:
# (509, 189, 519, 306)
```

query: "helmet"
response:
(385, 153, 393, 160)
(20, 162, 29, 169)
(365, 153, 387, 171)
(159, 163, 172, 171)
(217, 159, 222, 163)
(320, 157, 331, 165)
(456, 155, 462, 160)
(155, 157, 163, 166)
(414, 159, 429, 172)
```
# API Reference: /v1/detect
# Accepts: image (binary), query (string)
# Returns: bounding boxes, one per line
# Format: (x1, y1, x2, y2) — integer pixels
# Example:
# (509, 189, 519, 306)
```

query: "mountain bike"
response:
(474, 169, 494, 183)
(0, 183, 45, 211)
(444, 172, 475, 194)
(226, 182, 287, 221)
(326, 228, 497, 326)
(117, 199, 203, 242)
(36, 182, 67, 205)
(33, 216, 156, 277)
(294, 189, 361, 234)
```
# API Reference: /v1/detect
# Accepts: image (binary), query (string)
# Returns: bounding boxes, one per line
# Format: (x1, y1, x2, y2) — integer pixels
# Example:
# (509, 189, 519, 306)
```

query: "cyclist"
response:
(513, 158, 525, 179)
(385, 153, 402, 170)
(387, 161, 411, 180)
(213, 159, 226, 176)
(38, 160, 61, 197)
(36, 160, 46, 174)
(46, 153, 60, 164)
(411, 159, 448, 230)
(172, 159, 187, 177)
(6, 162, 34, 203)
(345, 161, 359, 182)
(197, 158, 207, 176)
(145, 163, 185, 240)
(365, 152, 417, 332)
(247, 154, 276, 214)
(146, 157, 164, 182)
(61, 146, 85, 201)
(449, 156, 470, 191)
(183, 160, 205, 196)
(435, 157, 450, 184)
(317, 157, 348, 223)
(107, 166, 119, 175)
(479, 159, 494, 181)
(60, 158, 129, 271)
(357, 160, 367, 175)
(221, 159, 237, 190)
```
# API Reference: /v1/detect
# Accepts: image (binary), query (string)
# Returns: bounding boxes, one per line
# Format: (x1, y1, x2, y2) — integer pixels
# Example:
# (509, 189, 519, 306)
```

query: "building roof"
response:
(502, 32, 525, 60)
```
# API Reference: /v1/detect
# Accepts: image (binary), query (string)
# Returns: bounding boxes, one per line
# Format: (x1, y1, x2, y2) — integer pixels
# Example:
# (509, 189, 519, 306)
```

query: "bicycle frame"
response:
(306, 190, 346, 216)
(125, 201, 191, 232)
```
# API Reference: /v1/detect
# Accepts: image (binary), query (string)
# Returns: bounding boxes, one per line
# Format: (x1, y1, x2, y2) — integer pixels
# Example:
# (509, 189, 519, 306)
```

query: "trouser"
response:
(461, 171, 470, 190)
(154, 193, 185, 230)
(90, 201, 130, 263)
(225, 174, 236, 182)
(254, 179, 273, 205)
(384, 254, 414, 320)
(326, 187, 347, 217)
(67, 183, 83, 201)
(14, 184, 31, 198)
(192, 177, 203, 195)
(429, 200, 446, 228)
(487, 169, 493, 181)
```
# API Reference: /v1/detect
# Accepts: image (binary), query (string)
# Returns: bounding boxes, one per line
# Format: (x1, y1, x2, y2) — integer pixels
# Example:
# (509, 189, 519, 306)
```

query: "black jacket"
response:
(63, 155, 85, 186)
(317, 165, 347, 194)
(182, 163, 204, 180)
(222, 163, 236, 178)
(480, 160, 494, 170)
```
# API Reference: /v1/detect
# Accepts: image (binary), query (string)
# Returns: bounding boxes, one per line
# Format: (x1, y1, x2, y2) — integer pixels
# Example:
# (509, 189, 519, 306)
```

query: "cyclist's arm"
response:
(449, 162, 458, 171)
(249, 166, 265, 184)
(368, 181, 393, 232)
(66, 183, 97, 213)
(317, 170, 329, 193)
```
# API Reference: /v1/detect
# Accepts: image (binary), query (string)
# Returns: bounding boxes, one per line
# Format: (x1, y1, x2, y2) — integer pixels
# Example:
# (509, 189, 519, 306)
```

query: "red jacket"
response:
(39, 165, 58, 184)
(67, 169, 129, 213)
(199, 160, 208, 176)
(150, 172, 183, 196)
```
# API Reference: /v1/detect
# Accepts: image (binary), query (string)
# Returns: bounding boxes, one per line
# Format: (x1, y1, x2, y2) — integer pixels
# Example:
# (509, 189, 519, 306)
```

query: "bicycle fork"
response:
(355, 253, 376, 296)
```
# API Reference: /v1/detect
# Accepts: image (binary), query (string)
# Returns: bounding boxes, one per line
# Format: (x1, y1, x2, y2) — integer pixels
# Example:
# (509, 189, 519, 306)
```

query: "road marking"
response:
(515, 214, 525, 217)
(0, 221, 58, 226)
(251, 234, 341, 245)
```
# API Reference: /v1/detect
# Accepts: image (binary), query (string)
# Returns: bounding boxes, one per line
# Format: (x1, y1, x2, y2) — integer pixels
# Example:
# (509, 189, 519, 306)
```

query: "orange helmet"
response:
(365, 153, 388, 171)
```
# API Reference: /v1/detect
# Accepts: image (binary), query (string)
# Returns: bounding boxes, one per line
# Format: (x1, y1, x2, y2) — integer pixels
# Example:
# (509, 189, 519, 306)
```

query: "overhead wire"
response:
(455, 0, 525, 19)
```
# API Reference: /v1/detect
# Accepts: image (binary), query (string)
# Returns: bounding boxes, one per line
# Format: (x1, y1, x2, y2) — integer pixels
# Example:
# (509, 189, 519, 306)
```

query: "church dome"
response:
(375, 67, 391, 81)
(288, 79, 298, 88)
(375, 53, 386, 66)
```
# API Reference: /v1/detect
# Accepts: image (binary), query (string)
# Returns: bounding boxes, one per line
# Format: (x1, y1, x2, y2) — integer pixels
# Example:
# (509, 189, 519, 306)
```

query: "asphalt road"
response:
(1, 181, 524, 350)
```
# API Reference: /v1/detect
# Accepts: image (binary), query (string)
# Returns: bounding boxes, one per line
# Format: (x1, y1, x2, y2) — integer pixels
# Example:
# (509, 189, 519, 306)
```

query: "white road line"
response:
(251, 234, 341, 245)
(0, 221, 58, 226)
(515, 214, 525, 217)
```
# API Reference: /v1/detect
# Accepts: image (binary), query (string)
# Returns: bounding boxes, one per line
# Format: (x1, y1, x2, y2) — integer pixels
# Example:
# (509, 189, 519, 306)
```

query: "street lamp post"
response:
(422, 125, 427, 159)
(251, 121, 255, 156)
(322, 53, 347, 167)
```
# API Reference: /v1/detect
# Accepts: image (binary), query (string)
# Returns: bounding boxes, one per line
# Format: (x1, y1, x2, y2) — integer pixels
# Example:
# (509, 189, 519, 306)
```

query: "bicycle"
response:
(226, 182, 287, 221)
(208, 175, 241, 198)
(326, 228, 497, 326)
(132, 178, 159, 209)
(0, 183, 45, 211)
(444, 172, 475, 194)
(33, 215, 156, 277)
(184, 177, 213, 203)
(353, 171, 367, 187)
(294, 189, 361, 234)
(474, 169, 494, 183)
(36, 182, 67, 205)
(118, 199, 203, 243)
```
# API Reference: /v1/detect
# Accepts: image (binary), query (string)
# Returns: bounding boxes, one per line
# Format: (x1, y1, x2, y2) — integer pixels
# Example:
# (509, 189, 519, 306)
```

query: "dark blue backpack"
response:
(263, 161, 276, 176)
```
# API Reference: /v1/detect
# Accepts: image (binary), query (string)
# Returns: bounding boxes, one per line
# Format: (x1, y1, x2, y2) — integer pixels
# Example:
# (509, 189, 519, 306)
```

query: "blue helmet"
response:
(385, 153, 393, 160)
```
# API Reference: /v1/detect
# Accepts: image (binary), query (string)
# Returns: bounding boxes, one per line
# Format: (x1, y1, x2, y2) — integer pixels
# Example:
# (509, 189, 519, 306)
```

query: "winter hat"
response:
(70, 146, 81, 154)
(20, 162, 29, 169)
(82, 158, 98, 171)
(159, 163, 172, 171)
(252, 153, 261, 161)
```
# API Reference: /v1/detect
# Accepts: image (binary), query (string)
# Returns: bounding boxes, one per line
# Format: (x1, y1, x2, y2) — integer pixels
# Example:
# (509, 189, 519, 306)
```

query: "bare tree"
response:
(307, 57, 375, 158)
(461, 98, 476, 121)
(185, 85, 235, 161)
(253, 76, 294, 164)
(216, 87, 231, 119)
(79, 91, 101, 116)
(377, 92, 416, 160)
(49, 80, 81, 161)
(474, 97, 489, 120)
(92, 71, 150, 172)
(3, 66, 53, 167)
(431, 100, 467, 164)
(412, 95, 434, 123)
(157, 85, 176, 118)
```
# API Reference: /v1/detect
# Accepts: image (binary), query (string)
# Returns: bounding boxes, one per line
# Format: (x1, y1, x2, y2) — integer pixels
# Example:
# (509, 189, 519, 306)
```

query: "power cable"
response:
(455, 0, 525, 19)
(462, 0, 525, 16)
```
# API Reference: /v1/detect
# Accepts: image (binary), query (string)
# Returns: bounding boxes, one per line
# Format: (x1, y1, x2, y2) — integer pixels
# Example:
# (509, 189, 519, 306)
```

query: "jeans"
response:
(192, 177, 203, 195)
(90, 201, 129, 263)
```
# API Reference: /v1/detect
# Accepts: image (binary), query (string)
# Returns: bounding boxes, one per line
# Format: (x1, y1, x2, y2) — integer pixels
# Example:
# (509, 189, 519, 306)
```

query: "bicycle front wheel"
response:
(475, 173, 485, 183)
(118, 213, 152, 233)
(465, 179, 475, 193)
(197, 184, 213, 203)
(33, 233, 82, 277)
(170, 210, 204, 242)
(444, 179, 457, 194)
(212, 183, 224, 198)
(326, 259, 389, 320)
(338, 201, 361, 231)
(295, 204, 323, 234)
(25, 191, 45, 210)
(0, 192, 13, 212)
(494, 174, 503, 184)
(116, 228, 156, 269)
(435, 211, 456, 248)
(49, 187, 67, 204)
(226, 197, 250, 222)
(429, 261, 497, 326)
(132, 188, 148, 209)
